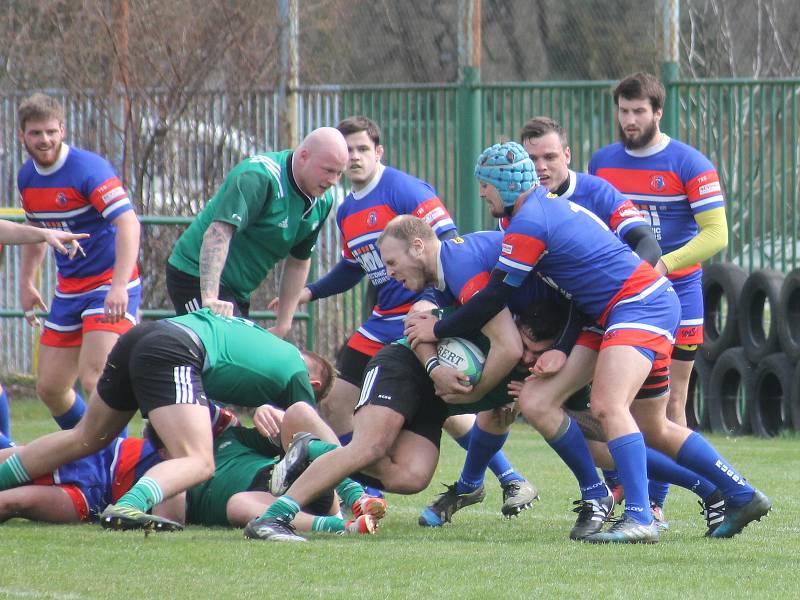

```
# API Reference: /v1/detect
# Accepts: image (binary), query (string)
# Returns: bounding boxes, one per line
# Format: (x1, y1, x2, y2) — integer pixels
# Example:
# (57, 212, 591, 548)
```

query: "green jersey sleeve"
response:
(210, 170, 272, 231)
(274, 371, 317, 408)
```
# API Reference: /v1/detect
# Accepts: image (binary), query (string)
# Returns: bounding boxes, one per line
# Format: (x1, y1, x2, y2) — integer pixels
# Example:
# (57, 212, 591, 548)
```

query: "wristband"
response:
(424, 356, 441, 375)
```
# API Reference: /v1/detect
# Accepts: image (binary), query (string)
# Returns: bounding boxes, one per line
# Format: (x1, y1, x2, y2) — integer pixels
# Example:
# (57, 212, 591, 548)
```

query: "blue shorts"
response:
(669, 270, 704, 346)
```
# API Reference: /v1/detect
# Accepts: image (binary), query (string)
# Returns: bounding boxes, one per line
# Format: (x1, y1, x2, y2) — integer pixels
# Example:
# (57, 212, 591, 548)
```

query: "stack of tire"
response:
(688, 264, 800, 437)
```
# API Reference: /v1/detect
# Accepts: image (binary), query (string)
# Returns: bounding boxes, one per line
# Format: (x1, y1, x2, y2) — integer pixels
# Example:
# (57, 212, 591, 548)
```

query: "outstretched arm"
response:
(199, 221, 236, 316)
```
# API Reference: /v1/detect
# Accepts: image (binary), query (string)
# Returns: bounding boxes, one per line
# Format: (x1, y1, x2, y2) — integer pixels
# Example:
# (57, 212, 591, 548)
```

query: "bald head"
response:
(293, 127, 348, 198)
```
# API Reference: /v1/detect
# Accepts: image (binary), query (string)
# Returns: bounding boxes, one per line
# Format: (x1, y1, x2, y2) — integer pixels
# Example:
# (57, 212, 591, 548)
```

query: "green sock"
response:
(308, 439, 338, 461)
(0, 454, 32, 489)
(311, 515, 346, 533)
(335, 478, 364, 509)
(116, 476, 164, 512)
(264, 495, 301, 521)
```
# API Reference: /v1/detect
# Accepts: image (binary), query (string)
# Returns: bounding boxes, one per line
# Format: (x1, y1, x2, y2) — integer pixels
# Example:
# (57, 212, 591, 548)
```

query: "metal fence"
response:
(1, 78, 798, 373)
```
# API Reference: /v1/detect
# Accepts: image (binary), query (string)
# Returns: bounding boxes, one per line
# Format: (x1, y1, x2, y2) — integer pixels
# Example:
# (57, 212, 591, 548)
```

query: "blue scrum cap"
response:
(474, 142, 538, 207)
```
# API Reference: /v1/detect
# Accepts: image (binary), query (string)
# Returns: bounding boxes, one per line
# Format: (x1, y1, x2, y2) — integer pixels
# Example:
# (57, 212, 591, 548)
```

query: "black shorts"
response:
(564, 385, 592, 412)
(335, 343, 372, 387)
(355, 344, 448, 447)
(165, 262, 250, 317)
(97, 321, 209, 418)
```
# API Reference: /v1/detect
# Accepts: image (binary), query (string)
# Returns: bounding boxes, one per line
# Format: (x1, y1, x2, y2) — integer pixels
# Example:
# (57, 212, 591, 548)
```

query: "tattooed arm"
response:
(199, 221, 236, 316)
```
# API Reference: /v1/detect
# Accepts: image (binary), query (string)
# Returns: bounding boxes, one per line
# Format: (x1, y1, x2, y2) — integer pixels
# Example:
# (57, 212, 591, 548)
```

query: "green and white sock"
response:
(336, 478, 364, 508)
(311, 515, 346, 533)
(264, 495, 301, 521)
(308, 439, 338, 461)
(0, 454, 32, 489)
(116, 476, 164, 512)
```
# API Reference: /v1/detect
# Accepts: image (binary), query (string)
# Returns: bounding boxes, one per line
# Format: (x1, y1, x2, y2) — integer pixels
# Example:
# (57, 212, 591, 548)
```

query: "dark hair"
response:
(519, 116, 567, 147)
(302, 349, 336, 402)
(336, 115, 381, 146)
(613, 72, 665, 112)
(18, 93, 64, 131)
(516, 299, 569, 342)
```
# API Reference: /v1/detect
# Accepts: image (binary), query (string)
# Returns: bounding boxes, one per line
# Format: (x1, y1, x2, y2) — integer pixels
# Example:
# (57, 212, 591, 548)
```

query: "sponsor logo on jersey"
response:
(502, 243, 513, 254)
(452, 236, 464, 244)
(101, 187, 126, 204)
(546, 192, 558, 199)
(55, 192, 68, 207)
(698, 182, 721, 195)
(278, 217, 288, 228)
(367, 211, 378, 226)
(649, 175, 666, 191)
(422, 207, 445, 224)
(218, 441, 232, 450)
(231, 213, 243, 222)
(618, 207, 642, 218)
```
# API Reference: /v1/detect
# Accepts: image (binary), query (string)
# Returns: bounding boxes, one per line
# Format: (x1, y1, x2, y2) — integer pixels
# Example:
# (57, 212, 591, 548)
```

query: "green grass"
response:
(1, 398, 799, 600)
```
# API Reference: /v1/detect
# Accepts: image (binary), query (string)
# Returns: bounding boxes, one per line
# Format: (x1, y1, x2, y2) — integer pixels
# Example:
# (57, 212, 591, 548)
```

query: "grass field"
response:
(0, 397, 798, 600)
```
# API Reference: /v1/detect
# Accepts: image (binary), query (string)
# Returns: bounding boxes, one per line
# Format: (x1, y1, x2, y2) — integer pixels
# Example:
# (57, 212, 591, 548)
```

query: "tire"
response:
(777, 268, 800, 361)
(702, 263, 748, 361)
(707, 347, 754, 436)
(748, 353, 795, 437)
(738, 269, 784, 363)
(791, 362, 800, 431)
(686, 352, 711, 431)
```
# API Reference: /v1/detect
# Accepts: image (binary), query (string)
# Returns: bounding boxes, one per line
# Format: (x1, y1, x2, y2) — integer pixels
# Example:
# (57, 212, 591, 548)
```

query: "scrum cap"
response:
(474, 142, 538, 207)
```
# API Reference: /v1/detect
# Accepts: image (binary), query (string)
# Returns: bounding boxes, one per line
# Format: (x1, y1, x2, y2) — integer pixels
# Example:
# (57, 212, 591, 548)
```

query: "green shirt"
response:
(168, 150, 335, 303)
(186, 427, 282, 526)
(168, 309, 316, 408)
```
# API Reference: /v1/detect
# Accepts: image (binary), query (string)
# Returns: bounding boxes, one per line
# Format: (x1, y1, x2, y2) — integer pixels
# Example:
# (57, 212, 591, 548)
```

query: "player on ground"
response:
(184, 403, 384, 536)
(0, 308, 337, 532)
(404, 142, 769, 543)
(588, 73, 729, 524)
(166, 127, 347, 338)
(282, 116, 536, 516)
(243, 219, 532, 542)
(17, 93, 141, 430)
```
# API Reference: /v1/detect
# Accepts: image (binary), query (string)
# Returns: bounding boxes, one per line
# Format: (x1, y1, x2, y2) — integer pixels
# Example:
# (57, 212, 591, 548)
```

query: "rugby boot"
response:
(270, 432, 318, 495)
(342, 514, 378, 535)
(99, 504, 183, 532)
(500, 479, 540, 518)
(709, 489, 771, 539)
(418, 482, 486, 527)
(244, 516, 306, 542)
(583, 514, 660, 544)
(569, 491, 615, 540)
(699, 489, 725, 536)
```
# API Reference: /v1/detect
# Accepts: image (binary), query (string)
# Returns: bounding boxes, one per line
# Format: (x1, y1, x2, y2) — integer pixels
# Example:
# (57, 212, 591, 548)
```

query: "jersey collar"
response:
(286, 150, 316, 213)
(33, 143, 70, 176)
(553, 170, 577, 198)
(624, 134, 671, 158)
(351, 163, 385, 200)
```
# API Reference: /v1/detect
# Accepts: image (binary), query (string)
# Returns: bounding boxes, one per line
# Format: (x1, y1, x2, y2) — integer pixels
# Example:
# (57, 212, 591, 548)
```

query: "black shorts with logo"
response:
(165, 262, 250, 317)
(355, 344, 448, 447)
(97, 320, 209, 418)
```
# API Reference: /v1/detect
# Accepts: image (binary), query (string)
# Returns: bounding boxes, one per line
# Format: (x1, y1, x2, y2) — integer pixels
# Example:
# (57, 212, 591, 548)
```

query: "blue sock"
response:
(453, 431, 522, 486)
(0, 433, 15, 449)
(607, 432, 651, 525)
(547, 417, 606, 500)
(455, 424, 508, 494)
(648, 480, 670, 507)
(338, 431, 353, 446)
(53, 392, 86, 430)
(646, 447, 716, 500)
(0, 389, 10, 438)
(675, 432, 754, 507)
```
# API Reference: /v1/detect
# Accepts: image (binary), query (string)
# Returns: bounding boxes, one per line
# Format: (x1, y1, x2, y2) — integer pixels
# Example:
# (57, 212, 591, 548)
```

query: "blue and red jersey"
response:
(497, 186, 670, 328)
(335, 165, 456, 345)
(588, 136, 725, 279)
(499, 170, 646, 241)
(18, 144, 140, 294)
(435, 230, 554, 314)
(33, 436, 160, 521)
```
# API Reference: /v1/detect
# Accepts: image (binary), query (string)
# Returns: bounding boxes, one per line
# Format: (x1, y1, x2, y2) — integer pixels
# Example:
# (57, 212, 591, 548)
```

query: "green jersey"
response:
(168, 309, 316, 408)
(186, 427, 282, 526)
(168, 150, 335, 303)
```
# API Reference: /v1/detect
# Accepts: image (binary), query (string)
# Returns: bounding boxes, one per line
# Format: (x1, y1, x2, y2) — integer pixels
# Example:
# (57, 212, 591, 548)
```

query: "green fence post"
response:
(456, 66, 483, 233)
(661, 62, 680, 137)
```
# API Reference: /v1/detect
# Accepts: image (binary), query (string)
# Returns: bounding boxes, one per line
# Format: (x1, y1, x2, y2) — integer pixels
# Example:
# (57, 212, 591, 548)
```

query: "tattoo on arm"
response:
(199, 222, 234, 299)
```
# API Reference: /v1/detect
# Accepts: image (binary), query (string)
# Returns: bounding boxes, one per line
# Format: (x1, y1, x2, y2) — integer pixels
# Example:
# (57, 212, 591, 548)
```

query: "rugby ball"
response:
(436, 337, 485, 385)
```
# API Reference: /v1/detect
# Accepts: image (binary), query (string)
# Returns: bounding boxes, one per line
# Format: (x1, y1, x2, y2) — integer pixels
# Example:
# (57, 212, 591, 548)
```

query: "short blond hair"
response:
(377, 215, 436, 249)
(18, 93, 64, 131)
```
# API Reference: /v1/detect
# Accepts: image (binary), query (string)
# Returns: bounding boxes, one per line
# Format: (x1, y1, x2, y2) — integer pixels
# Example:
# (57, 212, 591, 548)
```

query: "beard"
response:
(619, 120, 659, 150)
